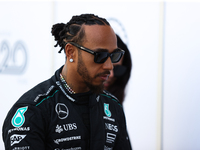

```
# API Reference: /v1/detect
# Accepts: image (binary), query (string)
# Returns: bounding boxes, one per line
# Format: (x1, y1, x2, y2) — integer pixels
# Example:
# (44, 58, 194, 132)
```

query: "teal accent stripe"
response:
(100, 94, 122, 107)
(36, 90, 59, 106)
(101, 94, 111, 98)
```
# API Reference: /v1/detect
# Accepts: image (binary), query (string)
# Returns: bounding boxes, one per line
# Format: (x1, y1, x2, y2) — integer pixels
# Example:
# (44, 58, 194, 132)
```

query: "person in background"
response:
(104, 34, 132, 104)
(2, 14, 132, 150)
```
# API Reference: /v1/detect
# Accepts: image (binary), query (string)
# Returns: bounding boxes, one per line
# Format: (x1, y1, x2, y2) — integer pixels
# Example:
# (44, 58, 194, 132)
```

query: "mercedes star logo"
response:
(55, 103, 69, 119)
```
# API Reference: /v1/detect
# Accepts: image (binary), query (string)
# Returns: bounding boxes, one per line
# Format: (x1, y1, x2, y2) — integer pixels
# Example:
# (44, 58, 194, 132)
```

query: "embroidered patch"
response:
(11, 106, 28, 128)
(104, 103, 111, 117)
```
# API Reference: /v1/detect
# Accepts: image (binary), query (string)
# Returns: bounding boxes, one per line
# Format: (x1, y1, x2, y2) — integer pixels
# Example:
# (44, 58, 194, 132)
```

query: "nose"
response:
(103, 57, 113, 71)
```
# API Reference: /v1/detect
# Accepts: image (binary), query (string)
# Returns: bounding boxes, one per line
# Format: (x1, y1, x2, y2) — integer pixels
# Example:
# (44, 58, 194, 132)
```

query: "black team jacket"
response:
(3, 66, 132, 150)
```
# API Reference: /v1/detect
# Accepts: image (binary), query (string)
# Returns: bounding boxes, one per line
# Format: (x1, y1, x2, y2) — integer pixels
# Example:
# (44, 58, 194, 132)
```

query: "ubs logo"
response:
(0, 41, 28, 75)
(55, 103, 69, 119)
(55, 123, 77, 133)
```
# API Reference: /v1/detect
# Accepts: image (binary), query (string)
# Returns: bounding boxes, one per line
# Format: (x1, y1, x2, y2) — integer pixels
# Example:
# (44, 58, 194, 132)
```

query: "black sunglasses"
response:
(67, 42, 125, 64)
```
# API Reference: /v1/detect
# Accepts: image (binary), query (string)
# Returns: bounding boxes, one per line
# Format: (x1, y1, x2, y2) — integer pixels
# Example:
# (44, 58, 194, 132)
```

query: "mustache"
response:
(95, 71, 110, 78)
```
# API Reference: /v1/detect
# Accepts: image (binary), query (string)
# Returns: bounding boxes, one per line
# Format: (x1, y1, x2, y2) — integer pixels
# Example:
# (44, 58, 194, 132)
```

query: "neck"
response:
(61, 65, 90, 93)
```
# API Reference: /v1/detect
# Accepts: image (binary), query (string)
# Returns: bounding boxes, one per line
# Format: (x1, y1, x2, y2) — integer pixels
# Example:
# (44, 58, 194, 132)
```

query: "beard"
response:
(77, 51, 104, 94)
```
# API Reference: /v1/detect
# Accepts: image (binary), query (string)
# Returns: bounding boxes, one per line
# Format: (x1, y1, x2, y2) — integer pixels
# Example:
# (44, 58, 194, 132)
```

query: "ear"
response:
(65, 43, 76, 62)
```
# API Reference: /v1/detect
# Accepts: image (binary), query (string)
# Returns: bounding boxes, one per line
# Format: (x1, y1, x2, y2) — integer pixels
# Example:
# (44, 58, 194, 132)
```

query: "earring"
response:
(69, 58, 73, 62)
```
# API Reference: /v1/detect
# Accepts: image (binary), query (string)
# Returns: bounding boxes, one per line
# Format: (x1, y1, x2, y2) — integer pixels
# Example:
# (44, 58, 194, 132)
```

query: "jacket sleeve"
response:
(2, 104, 48, 150)
(114, 107, 132, 150)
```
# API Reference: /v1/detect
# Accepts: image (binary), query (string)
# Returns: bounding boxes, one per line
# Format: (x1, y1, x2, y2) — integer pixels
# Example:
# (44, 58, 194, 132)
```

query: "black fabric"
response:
(2, 66, 132, 150)
(75, 93, 90, 131)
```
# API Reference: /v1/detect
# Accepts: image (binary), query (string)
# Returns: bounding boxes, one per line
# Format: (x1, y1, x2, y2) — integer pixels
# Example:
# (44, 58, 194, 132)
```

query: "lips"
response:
(99, 74, 109, 81)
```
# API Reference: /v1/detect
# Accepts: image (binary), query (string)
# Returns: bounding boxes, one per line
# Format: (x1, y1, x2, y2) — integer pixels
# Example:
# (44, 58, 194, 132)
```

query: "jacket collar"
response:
(52, 66, 99, 106)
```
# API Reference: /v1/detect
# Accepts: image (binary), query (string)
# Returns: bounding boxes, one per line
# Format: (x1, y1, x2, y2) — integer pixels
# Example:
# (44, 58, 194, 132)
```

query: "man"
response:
(3, 14, 132, 150)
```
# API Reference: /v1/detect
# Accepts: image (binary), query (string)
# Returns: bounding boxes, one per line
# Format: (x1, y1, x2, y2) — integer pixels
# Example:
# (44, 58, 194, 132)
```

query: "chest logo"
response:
(10, 134, 26, 146)
(55, 103, 69, 119)
(11, 106, 28, 128)
(104, 103, 111, 117)
(55, 123, 77, 133)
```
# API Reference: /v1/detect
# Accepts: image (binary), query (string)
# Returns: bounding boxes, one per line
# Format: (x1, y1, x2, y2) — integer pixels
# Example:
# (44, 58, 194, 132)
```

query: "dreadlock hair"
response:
(51, 14, 110, 53)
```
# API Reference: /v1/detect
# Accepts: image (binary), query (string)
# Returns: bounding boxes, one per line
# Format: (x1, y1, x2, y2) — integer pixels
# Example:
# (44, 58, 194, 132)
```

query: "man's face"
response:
(76, 25, 117, 93)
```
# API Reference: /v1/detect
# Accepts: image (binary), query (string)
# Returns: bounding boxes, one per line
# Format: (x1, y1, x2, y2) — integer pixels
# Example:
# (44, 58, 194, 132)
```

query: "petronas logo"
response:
(104, 103, 111, 117)
(11, 106, 28, 127)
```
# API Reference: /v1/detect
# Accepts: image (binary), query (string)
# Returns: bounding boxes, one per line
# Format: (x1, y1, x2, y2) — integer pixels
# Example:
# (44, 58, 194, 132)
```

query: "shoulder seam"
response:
(36, 90, 59, 106)
(100, 93, 122, 107)
(33, 85, 58, 106)
(103, 90, 118, 100)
